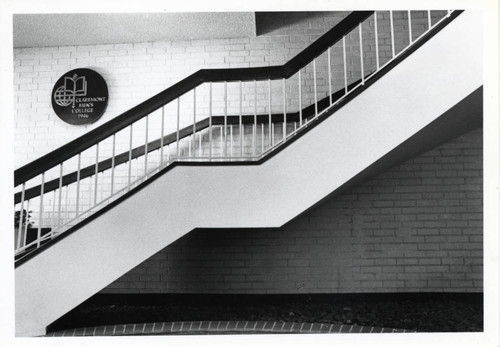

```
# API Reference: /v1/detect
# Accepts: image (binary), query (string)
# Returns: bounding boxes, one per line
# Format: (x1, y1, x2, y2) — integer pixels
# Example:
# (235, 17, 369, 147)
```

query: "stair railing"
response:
(14, 10, 458, 259)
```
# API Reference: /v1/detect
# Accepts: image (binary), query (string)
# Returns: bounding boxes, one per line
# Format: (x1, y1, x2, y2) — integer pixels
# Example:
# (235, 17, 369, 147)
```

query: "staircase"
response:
(14, 10, 482, 336)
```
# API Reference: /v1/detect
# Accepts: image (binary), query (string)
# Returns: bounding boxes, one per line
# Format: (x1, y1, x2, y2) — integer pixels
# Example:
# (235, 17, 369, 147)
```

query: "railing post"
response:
(408, 10, 413, 44)
(239, 81, 243, 158)
(86, 177, 92, 218)
(51, 190, 56, 231)
(209, 82, 213, 161)
(374, 12, 380, 70)
(313, 58, 318, 118)
(192, 88, 196, 157)
(224, 81, 228, 158)
(390, 10, 395, 58)
(17, 184, 26, 250)
(128, 124, 133, 189)
(23, 199, 30, 248)
(327, 47, 332, 105)
(282, 78, 287, 142)
(253, 80, 257, 157)
(64, 185, 69, 226)
(176, 98, 180, 159)
(428, 10, 432, 29)
(37, 173, 45, 248)
(58, 163, 63, 226)
(160, 107, 165, 166)
(343, 35, 348, 94)
(359, 23, 365, 85)
(298, 70, 303, 127)
(94, 144, 99, 205)
(230, 125, 233, 158)
(268, 79, 272, 147)
(111, 134, 116, 194)
(144, 116, 148, 176)
(220, 125, 223, 157)
(75, 153, 81, 218)
(261, 123, 264, 153)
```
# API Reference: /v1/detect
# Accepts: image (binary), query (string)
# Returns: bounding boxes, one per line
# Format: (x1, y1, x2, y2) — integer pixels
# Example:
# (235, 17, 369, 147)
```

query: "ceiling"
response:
(13, 12, 257, 48)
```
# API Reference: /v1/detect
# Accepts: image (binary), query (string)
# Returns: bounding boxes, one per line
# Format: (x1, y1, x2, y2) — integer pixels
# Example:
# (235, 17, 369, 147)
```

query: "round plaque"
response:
(51, 68, 109, 125)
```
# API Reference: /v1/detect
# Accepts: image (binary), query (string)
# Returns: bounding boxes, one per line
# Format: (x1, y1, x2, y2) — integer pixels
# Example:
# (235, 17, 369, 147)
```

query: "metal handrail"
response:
(14, 12, 373, 187)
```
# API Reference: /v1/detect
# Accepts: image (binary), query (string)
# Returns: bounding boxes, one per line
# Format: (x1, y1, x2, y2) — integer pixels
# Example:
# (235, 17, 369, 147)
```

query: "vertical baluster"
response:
(282, 78, 287, 142)
(298, 70, 303, 126)
(209, 82, 213, 161)
(176, 98, 180, 159)
(390, 10, 395, 57)
(87, 176, 92, 216)
(128, 124, 133, 189)
(428, 10, 432, 29)
(111, 134, 116, 194)
(328, 47, 332, 105)
(58, 162, 63, 227)
(17, 184, 26, 250)
(239, 81, 243, 158)
(64, 185, 69, 226)
(160, 107, 165, 166)
(253, 80, 257, 157)
(343, 35, 348, 94)
(52, 190, 56, 231)
(230, 125, 233, 158)
(75, 153, 81, 218)
(408, 10, 413, 44)
(241, 124, 245, 158)
(94, 143, 99, 205)
(198, 132, 202, 157)
(219, 125, 223, 157)
(37, 173, 45, 248)
(313, 59, 318, 117)
(192, 88, 196, 157)
(261, 124, 264, 153)
(224, 81, 228, 157)
(374, 12, 380, 70)
(359, 23, 364, 85)
(144, 116, 148, 175)
(23, 199, 30, 248)
(268, 79, 272, 147)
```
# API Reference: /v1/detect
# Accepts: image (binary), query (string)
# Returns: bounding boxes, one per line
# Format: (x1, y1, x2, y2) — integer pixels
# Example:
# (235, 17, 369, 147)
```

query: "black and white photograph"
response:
(1, 0, 498, 346)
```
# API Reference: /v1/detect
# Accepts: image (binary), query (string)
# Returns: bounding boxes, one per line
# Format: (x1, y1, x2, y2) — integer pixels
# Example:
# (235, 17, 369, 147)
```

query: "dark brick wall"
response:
(102, 127, 483, 294)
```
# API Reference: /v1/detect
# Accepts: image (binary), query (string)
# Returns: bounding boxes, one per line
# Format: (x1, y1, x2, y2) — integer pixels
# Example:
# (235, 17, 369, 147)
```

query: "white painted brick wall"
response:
(14, 11, 444, 170)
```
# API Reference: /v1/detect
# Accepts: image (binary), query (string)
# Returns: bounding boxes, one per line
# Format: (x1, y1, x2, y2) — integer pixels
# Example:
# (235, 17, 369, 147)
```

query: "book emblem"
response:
(53, 73, 88, 108)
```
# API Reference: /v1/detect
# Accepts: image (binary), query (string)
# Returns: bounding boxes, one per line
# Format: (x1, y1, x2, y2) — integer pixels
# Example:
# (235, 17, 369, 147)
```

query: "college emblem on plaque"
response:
(51, 68, 108, 125)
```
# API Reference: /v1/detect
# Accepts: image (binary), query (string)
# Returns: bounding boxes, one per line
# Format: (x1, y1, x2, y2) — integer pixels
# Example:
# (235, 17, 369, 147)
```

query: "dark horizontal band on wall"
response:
(80, 292, 485, 306)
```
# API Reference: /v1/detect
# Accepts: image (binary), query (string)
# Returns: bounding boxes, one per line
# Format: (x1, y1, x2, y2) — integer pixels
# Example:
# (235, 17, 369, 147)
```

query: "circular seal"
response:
(51, 68, 109, 125)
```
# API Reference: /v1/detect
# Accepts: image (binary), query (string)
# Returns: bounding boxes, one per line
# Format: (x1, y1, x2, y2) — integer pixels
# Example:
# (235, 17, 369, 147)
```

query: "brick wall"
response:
(101, 127, 483, 294)
(13, 12, 345, 168)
